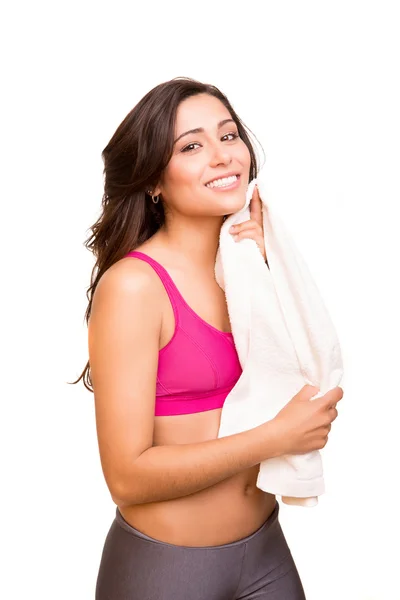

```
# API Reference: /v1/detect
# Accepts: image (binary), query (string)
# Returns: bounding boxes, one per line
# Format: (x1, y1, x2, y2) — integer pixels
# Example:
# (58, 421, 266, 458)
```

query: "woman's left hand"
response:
(229, 184, 267, 262)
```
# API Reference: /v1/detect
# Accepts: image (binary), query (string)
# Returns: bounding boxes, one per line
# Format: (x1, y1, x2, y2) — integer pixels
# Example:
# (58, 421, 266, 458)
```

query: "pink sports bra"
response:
(123, 251, 242, 417)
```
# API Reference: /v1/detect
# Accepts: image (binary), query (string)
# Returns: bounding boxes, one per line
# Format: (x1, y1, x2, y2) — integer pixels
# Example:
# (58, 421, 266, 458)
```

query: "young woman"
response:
(72, 77, 343, 599)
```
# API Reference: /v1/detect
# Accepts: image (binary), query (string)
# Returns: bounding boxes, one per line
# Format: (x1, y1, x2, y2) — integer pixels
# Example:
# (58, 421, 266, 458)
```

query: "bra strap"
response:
(124, 251, 180, 326)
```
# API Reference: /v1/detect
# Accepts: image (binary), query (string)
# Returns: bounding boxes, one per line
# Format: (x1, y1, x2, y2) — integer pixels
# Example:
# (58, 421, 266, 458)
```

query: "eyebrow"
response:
(173, 118, 236, 145)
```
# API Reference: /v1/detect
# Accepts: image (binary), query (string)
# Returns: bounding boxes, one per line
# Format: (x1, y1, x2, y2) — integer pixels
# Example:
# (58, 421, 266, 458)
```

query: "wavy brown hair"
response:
(69, 76, 264, 392)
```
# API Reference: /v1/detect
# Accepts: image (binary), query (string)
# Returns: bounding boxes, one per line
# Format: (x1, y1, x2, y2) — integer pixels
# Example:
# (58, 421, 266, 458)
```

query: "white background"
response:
(1, 1, 399, 599)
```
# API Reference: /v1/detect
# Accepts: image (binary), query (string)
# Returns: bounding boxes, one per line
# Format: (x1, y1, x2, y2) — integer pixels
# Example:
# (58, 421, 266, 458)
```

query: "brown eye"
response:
(223, 132, 239, 141)
(181, 142, 201, 153)
(181, 132, 239, 153)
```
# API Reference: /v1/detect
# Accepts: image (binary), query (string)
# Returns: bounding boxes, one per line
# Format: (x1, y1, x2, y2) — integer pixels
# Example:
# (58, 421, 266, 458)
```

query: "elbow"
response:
(110, 487, 127, 507)
(108, 475, 142, 508)
(106, 452, 152, 507)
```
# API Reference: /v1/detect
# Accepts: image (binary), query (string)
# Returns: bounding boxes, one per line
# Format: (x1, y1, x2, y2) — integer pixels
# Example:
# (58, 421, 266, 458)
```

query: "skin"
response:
(89, 93, 342, 546)
(151, 93, 267, 268)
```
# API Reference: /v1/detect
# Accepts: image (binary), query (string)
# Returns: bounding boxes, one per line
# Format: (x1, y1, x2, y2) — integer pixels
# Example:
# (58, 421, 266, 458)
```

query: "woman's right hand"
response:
(267, 384, 344, 456)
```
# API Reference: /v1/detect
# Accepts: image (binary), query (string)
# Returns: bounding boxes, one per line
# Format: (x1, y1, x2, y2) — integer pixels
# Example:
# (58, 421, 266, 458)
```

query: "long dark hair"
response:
(69, 76, 264, 391)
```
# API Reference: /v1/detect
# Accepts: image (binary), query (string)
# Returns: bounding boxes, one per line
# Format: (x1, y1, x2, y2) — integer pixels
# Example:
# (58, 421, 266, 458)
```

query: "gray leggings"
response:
(95, 500, 306, 599)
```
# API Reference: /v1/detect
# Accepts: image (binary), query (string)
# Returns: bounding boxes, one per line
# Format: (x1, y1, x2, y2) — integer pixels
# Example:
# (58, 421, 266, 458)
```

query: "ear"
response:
(147, 186, 162, 197)
(151, 178, 163, 197)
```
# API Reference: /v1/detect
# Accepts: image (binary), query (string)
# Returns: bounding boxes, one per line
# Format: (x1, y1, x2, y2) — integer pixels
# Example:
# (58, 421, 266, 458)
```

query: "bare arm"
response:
(88, 259, 281, 508)
(120, 422, 278, 506)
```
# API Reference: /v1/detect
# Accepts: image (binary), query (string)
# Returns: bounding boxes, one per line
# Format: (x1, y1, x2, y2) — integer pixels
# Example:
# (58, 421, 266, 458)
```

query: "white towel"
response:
(215, 175, 344, 507)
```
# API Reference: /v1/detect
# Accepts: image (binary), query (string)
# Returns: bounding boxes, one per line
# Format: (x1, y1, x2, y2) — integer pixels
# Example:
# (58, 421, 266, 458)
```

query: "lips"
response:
(205, 172, 241, 186)
(205, 174, 241, 192)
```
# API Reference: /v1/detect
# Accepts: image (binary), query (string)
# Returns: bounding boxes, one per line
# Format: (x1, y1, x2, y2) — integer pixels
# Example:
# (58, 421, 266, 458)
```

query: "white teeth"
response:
(206, 175, 238, 188)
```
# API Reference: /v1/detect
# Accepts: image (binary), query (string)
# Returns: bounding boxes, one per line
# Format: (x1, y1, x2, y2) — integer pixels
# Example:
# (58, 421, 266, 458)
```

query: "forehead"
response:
(175, 94, 232, 132)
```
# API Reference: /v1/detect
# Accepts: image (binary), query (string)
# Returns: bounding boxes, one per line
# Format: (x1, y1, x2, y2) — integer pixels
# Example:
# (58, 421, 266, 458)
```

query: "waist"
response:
(116, 489, 278, 547)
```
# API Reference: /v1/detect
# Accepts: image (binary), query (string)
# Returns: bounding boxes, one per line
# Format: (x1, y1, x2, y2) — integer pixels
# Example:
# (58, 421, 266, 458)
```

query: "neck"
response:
(157, 215, 224, 271)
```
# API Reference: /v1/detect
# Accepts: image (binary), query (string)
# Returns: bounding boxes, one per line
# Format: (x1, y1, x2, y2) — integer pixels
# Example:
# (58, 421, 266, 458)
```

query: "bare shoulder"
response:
(96, 253, 158, 294)
(91, 253, 165, 319)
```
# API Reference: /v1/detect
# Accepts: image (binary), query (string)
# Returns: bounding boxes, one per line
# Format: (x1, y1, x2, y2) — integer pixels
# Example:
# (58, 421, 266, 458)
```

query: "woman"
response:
(72, 77, 342, 599)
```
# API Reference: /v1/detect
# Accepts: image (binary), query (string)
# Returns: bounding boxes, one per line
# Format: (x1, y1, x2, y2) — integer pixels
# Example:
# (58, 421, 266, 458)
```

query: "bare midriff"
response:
(118, 409, 276, 547)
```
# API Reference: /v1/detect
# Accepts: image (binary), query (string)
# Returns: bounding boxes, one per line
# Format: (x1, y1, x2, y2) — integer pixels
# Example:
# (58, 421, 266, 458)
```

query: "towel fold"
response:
(215, 175, 344, 507)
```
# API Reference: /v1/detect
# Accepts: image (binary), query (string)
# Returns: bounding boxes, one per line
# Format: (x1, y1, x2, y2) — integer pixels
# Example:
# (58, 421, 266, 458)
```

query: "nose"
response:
(209, 141, 232, 167)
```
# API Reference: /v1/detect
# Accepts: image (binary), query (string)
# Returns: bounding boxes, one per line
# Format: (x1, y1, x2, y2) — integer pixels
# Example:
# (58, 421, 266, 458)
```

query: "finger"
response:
(330, 407, 338, 421)
(233, 229, 263, 243)
(230, 220, 262, 234)
(233, 230, 266, 257)
(249, 184, 263, 227)
(322, 388, 344, 406)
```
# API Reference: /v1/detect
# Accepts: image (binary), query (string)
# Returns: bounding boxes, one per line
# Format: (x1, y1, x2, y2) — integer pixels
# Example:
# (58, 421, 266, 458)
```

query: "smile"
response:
(205, 174, 240, 190)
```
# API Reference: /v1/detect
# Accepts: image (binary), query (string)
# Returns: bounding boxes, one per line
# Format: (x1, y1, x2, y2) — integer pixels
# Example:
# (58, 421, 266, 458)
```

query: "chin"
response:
(220, 196, 246, 216)
(199, 187, 247, 218)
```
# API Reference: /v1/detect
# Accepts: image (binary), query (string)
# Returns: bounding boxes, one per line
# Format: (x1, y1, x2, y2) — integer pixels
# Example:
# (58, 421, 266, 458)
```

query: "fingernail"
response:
(229, 226, 235, 232)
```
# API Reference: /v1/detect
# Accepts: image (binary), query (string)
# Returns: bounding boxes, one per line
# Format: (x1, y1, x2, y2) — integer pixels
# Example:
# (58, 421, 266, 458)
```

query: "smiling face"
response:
(155, 93, 251, 218)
